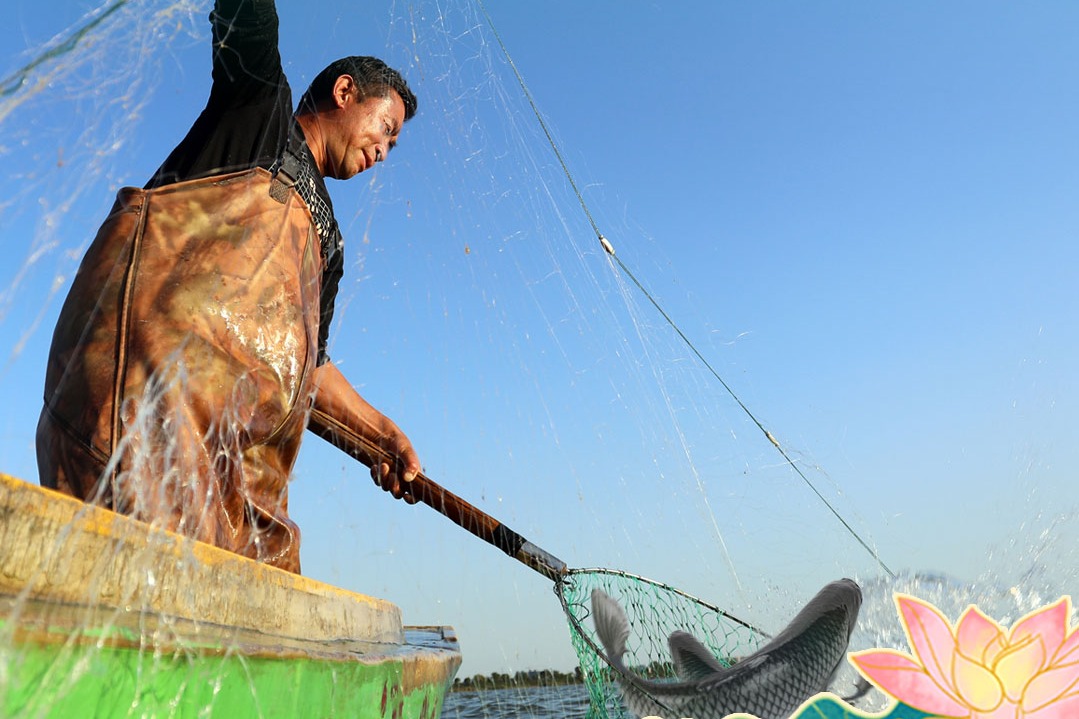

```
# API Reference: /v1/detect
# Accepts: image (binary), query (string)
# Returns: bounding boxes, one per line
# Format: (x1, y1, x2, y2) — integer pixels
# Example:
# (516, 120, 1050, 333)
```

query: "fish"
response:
(591, 578, 862, 719)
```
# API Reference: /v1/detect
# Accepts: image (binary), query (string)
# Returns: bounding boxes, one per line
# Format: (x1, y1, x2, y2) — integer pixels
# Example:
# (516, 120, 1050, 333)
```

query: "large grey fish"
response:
(591, 578, 862, 719)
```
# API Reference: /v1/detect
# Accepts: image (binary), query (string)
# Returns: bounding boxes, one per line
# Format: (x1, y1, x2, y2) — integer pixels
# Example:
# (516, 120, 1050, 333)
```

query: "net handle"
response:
(318, 427, 569, 582)
(318, 425, 768, 640)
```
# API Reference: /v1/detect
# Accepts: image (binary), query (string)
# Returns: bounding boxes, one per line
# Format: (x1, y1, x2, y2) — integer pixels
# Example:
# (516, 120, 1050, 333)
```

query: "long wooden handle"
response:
(312, 423, 568, 582)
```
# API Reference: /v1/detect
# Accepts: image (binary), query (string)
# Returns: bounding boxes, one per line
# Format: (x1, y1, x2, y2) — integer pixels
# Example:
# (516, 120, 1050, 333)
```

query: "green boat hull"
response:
(3, 600, 455, 718)
(0, 474, 461, 718)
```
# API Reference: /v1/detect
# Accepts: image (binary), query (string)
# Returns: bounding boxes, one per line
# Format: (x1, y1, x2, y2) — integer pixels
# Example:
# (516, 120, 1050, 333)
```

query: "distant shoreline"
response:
(451, 669, 584, 692)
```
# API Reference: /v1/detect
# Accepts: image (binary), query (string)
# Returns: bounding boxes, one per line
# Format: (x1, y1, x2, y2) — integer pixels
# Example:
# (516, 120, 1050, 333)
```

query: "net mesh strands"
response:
(556, 568, 768, 719)
(337, 437, 775, 718)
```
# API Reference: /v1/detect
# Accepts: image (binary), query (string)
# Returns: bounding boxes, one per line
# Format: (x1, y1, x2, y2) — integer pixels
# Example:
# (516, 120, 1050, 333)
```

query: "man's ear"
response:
(331, 75, 355, 108)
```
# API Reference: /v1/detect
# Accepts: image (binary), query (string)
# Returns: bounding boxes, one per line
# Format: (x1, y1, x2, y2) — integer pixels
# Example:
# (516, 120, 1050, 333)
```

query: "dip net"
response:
(557, 568, 768, 719)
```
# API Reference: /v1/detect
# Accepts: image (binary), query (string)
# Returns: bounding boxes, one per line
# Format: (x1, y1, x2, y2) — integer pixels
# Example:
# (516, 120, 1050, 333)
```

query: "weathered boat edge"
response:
(0, 472, 405, 644)
(0, 473, 462, 718)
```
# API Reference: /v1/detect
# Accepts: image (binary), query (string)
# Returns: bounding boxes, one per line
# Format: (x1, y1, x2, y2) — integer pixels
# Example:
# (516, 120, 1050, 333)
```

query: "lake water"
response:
(441, 686, 938, 719)
(443, 685, 594, 719)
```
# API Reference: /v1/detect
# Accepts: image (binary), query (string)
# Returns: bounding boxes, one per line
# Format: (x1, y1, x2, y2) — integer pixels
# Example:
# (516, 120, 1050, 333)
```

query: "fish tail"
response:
(591, 590, 671, 717)
(591, 589, 630, 660)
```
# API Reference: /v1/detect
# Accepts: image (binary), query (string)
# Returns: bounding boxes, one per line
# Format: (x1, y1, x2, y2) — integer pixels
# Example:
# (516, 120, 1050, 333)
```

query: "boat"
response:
(0, 472, 461, 718)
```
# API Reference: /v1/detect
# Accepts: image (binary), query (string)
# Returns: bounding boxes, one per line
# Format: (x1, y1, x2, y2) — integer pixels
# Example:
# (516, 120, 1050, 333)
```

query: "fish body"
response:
(591, 578, 862, 719)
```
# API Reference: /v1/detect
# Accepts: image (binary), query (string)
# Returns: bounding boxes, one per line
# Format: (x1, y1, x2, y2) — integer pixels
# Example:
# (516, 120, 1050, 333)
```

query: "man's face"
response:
(324, 90, 406, 180)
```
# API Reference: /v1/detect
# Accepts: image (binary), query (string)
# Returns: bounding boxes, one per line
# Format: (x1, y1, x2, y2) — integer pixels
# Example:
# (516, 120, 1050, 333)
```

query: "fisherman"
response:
(35, 0, 420, 574)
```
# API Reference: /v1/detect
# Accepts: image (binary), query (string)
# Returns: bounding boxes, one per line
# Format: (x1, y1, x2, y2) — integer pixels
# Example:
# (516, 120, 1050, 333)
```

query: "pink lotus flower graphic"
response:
(850, 594, 1079, 719)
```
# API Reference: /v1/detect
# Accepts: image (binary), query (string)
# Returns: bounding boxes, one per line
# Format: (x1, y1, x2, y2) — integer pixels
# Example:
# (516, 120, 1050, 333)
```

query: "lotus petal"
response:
(973, 703, 1025, 719)
(1053, 628, 1079, 664)
(1011, 598, 1069, 658)
(1022, 661, 1079, 711)
(952, 650, 1003, 711)
(898, 595, 959, 692)
(957, 606, 1005, 664)
(994, 634, 1046, 702)
(1025, 691, 1079, 719)
(850, 649, 969, 716)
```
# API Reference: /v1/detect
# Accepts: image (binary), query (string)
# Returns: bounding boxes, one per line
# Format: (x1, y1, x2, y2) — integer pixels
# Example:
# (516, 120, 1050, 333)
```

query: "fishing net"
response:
(10, 2, 1077, 719)
(557, 568, 768, 719)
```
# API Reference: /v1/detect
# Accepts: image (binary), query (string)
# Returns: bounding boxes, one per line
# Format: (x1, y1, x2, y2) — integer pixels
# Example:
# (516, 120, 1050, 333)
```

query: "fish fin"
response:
(841, 677, 875, 703)
(668, 631, 727, 681)
(591, 589, 630, 660)
(734, 653, 768, 672)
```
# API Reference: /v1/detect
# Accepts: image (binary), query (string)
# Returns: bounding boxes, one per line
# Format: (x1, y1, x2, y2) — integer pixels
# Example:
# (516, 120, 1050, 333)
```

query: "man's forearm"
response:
(306, 363, 404, 465)
(210, 0, 282, 89)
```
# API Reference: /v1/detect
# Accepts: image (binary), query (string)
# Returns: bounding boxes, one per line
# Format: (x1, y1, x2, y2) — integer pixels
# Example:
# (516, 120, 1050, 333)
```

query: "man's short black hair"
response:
(298, 56, 417, 120)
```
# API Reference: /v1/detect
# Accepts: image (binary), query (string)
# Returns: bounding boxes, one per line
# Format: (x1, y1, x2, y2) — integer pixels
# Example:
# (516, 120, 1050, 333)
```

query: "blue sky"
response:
(2, 1, 1078, 677)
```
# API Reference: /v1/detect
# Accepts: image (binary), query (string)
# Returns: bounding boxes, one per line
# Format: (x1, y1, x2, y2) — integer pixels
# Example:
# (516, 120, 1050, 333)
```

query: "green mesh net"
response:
(556, 568, 769, 719)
